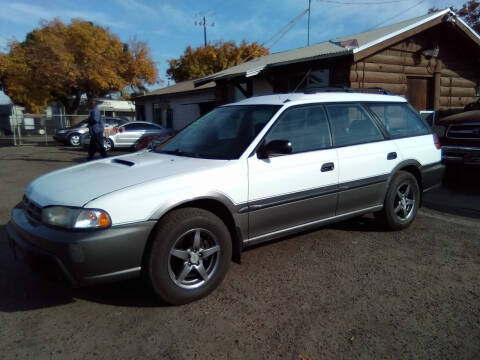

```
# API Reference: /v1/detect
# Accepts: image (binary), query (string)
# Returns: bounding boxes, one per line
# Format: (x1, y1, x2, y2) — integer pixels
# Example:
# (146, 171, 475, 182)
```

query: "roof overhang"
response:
(194, 8, 480, 87)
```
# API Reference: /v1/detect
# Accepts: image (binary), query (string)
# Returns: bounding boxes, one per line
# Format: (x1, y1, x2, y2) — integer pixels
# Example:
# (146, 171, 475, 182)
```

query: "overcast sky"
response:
(0, 0, 468, 88)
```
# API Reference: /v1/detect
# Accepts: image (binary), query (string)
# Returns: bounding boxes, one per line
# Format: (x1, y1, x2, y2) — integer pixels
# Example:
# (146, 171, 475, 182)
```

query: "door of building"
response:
(407, 77, 433, 110)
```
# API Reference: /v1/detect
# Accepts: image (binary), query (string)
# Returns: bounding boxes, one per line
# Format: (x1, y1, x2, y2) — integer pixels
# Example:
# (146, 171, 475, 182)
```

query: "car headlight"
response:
(42, 206, 111, 229)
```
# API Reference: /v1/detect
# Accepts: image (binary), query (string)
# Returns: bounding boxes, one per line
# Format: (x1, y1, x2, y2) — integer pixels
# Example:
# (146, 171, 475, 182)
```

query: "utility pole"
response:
(195, 15, 214, 47)
(307, 0, 311, 46)
(203, 16, 207, 47)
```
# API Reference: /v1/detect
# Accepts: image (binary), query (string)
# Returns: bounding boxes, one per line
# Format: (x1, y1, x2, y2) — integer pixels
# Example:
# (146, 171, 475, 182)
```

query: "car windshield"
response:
(156, 105, 280, 159)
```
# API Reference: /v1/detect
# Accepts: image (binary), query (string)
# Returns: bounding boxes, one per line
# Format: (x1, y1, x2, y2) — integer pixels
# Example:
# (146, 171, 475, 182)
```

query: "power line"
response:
(368, 0, 428, 30)
(321, 0, 411, 3)
(262, 8, 309, 49)
(316, 0, 412, 4)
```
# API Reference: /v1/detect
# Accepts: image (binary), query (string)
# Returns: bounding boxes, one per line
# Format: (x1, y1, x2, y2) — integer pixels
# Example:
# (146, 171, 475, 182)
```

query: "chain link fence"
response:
(1, 113, 88, 146)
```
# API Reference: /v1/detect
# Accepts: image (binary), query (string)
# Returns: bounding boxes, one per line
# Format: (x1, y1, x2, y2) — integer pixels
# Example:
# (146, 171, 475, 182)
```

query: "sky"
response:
(0, 0, 468, 89)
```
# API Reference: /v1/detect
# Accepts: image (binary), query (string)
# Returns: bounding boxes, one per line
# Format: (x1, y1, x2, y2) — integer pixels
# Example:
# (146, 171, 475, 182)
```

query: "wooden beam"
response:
(440, 96, 479, 107)
(350, 70, 406, 84)
(350, 82, 407, 94)
(440, 86, 476, 97)
(440, 77, 477, 88)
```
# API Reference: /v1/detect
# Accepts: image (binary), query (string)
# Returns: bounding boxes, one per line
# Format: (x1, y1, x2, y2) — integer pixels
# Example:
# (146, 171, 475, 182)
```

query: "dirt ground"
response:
(1, 145, 479, 360)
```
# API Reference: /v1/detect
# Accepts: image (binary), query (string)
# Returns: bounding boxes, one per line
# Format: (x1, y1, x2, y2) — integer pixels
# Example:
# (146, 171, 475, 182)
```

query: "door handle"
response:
(321, 162, 335, 172)
(387, 152, 397, 160)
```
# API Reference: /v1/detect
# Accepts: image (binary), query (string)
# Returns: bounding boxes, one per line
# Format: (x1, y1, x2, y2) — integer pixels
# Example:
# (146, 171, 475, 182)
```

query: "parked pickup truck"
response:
(438, 110, 480, 167)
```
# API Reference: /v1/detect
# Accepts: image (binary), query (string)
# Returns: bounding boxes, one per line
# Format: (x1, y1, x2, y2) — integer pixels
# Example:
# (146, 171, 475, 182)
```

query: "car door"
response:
(247, 105, 339, 241)
(114, 123, 146, 146)
(325, 103, 401, 215)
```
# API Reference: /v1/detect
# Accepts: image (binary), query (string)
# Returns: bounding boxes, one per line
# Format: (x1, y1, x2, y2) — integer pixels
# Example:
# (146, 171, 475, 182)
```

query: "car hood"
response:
(25, 151, 228, 207)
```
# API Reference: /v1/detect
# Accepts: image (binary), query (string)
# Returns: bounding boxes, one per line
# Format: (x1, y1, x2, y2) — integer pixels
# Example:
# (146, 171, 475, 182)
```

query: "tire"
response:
(146, 208, 232, 305)
(104, 138, 113, 152)
(68, 133, 81, 147)
(375, 171, 420, 231)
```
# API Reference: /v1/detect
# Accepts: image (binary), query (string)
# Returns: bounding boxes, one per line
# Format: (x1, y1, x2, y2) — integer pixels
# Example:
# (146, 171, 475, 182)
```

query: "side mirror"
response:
(258, 140, 292, 159)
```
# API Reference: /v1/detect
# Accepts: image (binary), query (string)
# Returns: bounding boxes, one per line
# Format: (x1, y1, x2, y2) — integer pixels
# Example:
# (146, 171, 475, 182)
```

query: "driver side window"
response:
(264, 106, 332, 154)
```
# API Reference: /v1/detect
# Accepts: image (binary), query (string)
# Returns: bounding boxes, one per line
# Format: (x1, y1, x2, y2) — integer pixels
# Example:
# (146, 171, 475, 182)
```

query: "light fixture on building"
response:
(422, 44, 440, 59)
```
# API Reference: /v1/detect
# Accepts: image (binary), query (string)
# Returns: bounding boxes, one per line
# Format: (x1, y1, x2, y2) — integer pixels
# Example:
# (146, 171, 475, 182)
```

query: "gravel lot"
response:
(1, 145, 479, 360)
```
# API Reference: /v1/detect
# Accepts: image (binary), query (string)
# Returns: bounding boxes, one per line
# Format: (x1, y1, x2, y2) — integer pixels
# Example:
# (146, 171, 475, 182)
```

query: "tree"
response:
(429, 0, 480, 33)
(0, 19, 158, 114)
(167, 40, 269, 82)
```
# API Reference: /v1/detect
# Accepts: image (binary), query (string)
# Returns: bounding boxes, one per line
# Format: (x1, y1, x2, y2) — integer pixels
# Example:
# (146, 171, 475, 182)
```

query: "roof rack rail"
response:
(303, 86, 392, 95)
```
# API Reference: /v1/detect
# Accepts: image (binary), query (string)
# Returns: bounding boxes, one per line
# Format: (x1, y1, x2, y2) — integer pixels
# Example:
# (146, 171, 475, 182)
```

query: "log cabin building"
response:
(195, 8, 480, 114)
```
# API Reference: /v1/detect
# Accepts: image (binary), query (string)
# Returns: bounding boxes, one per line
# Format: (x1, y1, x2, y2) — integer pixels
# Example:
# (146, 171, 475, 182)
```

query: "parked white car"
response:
(81, 121, 174, 151)
(8, 91, 445, 304)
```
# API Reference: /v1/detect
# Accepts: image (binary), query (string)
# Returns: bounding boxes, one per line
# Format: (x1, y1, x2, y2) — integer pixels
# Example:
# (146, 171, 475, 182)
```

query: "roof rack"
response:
(304, 86, 392, 95)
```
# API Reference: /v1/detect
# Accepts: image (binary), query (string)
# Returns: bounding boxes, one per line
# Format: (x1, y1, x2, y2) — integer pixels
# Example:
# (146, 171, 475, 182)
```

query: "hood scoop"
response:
(112, 159, 135, 167)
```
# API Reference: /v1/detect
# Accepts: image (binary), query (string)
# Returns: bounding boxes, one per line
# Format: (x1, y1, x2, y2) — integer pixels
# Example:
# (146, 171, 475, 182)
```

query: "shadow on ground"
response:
(0, 224, 165, 312)
(423, 165, 480, 219)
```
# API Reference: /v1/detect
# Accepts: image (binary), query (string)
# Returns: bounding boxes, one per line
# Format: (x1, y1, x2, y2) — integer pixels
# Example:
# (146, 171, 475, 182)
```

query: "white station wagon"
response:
(8, 91, 445, 304)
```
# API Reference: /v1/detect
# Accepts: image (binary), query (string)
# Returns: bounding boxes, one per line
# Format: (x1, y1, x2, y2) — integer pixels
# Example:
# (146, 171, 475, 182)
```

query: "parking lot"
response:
(1, 144, 479, 359)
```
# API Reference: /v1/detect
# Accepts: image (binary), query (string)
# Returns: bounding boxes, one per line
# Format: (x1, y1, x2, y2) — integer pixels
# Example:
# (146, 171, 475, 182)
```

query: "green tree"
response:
(429, 0, 480, 33)
(167, 40, 269, 82)
(0, 19, 158, 114)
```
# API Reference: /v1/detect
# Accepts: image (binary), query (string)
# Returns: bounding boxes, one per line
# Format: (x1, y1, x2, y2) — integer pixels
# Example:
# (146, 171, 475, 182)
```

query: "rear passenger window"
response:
(326, 104, 384, 147)
(265, 106, 332, 153)
(367, 103, 429, 138)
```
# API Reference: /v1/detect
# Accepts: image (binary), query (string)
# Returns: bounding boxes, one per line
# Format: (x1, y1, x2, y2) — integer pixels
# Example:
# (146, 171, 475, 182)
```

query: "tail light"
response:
(433, 133, 441, 149)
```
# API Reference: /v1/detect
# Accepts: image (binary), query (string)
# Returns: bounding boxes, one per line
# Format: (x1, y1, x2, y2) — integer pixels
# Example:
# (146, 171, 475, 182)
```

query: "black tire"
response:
(146, 208, 232, 305)
(104, 138, 113, 152)
(68, 133, 81, 147)
(375, 171, 420, 231)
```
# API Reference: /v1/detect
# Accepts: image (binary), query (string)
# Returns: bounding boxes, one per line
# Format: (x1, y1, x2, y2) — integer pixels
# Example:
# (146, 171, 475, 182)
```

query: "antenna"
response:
(195, 15, 215, 47)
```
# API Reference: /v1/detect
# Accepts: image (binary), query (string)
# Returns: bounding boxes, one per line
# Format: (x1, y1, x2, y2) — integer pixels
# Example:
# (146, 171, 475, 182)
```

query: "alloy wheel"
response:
(168, 228, 220, 289)
(393, 182, 415, 221)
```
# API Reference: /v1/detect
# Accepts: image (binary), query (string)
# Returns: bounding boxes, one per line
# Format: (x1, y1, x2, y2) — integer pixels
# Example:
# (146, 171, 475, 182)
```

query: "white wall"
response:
(135, 89, 215, 130)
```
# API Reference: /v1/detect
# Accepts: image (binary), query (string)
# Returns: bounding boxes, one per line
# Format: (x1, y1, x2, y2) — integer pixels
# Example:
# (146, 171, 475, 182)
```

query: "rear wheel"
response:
(68, 133, 81, 146)
(375, 171, 420, 230)
(146, 208, 232, 305)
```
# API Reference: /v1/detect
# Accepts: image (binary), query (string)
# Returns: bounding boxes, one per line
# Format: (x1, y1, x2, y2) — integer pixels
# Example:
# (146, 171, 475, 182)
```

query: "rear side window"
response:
(367, 103, 429, 138)
(325, 103, 384, 147)
(265, 106, 332, 153)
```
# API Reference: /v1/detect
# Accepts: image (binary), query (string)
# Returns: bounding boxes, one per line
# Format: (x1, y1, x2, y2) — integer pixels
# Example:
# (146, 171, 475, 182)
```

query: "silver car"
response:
(82, 121, 174, 151)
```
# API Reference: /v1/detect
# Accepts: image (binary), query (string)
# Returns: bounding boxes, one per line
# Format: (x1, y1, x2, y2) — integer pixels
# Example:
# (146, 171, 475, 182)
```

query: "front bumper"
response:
(7, 205, 156, 286)
(53, 133, 67, 142)
(442, 146, 480, 166)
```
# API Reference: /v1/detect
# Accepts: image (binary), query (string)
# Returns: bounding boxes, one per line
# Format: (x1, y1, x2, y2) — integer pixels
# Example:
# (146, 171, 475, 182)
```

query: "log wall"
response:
(349, 23, 480, 110)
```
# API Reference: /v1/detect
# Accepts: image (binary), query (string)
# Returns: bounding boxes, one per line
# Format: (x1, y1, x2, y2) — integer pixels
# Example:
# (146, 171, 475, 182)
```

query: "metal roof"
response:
(195, 8, 473, 86)
(135, 80, 215, 100)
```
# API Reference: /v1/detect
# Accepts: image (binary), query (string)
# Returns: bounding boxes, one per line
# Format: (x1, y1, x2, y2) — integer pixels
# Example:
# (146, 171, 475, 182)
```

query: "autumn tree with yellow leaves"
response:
(167, 40, 269, 82)
(0, 19, 158, 114)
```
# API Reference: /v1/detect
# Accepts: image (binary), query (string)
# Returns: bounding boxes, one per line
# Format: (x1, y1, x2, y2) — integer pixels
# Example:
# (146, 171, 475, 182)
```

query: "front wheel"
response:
(146, 208, 232, 305)
(68, 133, 81, 146)
(103, 138, 113, 152)
(375, 171, 420, 230)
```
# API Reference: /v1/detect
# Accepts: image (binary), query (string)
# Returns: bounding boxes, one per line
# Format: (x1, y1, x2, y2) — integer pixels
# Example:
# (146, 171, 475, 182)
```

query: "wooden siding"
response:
(349, 23, 480, 110)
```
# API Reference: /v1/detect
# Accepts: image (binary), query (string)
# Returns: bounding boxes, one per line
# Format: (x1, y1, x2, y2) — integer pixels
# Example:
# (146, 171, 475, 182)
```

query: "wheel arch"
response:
(388, 160, 423, 204)
(143, 196, 245, 271)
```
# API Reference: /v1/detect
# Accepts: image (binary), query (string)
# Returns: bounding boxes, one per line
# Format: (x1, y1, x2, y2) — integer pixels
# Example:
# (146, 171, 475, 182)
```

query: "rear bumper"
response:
(53, 134, 67, 142)
(420, 162, 446, 192)
(442, 146, 480, 166)
(7, 205, 156, 286)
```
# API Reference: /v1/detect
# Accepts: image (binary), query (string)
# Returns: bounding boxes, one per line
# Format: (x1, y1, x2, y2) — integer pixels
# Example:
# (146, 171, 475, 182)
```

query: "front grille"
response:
(23, 196, 42, 222)
(446, 124, 480, 140)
